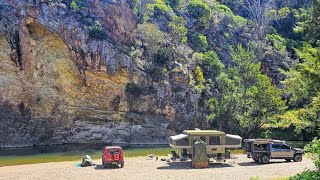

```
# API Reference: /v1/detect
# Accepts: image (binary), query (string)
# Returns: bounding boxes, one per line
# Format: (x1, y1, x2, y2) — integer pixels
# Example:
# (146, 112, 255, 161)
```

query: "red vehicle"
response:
(102, 146, 124, 168)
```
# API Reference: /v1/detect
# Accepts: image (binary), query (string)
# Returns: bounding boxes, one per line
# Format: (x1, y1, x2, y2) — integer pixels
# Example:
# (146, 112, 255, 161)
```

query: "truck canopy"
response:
(243, 139, 285, 144)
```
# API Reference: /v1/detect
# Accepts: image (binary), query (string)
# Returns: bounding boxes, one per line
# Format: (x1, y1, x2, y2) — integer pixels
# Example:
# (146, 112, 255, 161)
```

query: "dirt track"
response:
(0, 155, 315, 180)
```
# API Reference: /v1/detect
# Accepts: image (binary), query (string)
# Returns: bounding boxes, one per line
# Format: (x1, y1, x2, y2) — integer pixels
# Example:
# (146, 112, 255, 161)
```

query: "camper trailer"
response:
(169, 130, 242, 160)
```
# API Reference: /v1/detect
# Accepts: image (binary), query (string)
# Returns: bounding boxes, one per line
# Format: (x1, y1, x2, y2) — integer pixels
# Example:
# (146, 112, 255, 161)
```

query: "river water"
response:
(0, 141, 308, 157)
(0, 144, 170, 156)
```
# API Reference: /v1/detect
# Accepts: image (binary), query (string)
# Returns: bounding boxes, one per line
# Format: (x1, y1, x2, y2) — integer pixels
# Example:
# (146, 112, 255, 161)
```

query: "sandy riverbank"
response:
(0, 155, 315, 180)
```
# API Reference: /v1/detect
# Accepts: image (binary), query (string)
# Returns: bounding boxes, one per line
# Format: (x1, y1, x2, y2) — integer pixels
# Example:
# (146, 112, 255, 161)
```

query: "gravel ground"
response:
(0, 155, 315, 180)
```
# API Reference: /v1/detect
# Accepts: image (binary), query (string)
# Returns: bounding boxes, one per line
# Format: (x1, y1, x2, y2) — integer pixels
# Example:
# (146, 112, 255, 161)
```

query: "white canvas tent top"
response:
(170, 134, 188, 141)
(226, 134, 242, 140)
(169, 130, 242, 149)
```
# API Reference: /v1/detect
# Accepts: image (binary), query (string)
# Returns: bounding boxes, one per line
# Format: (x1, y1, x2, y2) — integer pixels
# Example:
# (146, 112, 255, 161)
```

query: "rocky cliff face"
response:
(0, 0, 291, 148)
(0, 0, 202, 148)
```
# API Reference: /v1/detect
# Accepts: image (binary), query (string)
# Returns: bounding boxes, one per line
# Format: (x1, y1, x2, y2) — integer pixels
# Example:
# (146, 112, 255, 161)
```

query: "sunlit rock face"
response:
(0, 0, 200, 148)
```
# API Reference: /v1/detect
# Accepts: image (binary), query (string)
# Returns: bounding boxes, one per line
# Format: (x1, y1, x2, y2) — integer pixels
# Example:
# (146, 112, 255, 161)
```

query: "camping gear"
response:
(81, 155, 93, 167)
(102, 146, 124, 168)
(192, 139, 209, 168)
(170, 151, 180, 161)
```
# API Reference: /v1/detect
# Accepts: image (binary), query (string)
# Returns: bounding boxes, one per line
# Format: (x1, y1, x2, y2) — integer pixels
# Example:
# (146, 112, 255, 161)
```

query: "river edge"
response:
(0, 155, 316, 180)
(0, 141, 308, 166)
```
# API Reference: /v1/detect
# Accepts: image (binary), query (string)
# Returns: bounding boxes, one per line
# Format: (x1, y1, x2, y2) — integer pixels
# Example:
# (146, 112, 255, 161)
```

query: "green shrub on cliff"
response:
(88, 21, 107, 40)
(166, 0, 182, 8)
(215, 4, 233, 15)
(195, 66, 205, 91)
(168, 16, 188, 43)
(154, 47, 174, 66)
(211, 2, 247, 25)
(145, 0, 174, 21)
(190, 33, 209, 52)
(203, 51, 224, 76)
(136, 23, 165, 55)
(153, 2, 171, 17)
(187, 0, 211, 20)
(70, 0, 85, 11)
(194, 51, 224, 77)
(187, 0, 212, 28)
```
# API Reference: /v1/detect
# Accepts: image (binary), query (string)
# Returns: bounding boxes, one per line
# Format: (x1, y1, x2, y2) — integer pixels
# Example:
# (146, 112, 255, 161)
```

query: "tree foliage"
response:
(136, 23, 165, 55)
(187, 0, 212, 28)
(294, 0, 320, 44)
(194, 66, 205, 91)
(145, 0, 174, 21)
(168, 16, 188, 43)
(166, 0, 182, 8)
(281, 44, 320, 134)
(202, 51, 223, 76)
(305, 138, 320, 169)
(206, 45, 286, 137)
(154, 47, 174, 66)
(127, 0, 319, 141)
(189, 33, 208, 52)
(289, 138, 320, 179)
(242, 0, 290, 39)
(194, 51, 224, 78)
(266, 33, 287, 52)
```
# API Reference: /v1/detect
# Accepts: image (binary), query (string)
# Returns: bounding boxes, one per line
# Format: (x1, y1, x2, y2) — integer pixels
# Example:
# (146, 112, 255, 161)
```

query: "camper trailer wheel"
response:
(120, 162, 124, 168)
(253, 157, 259, 163)
(260, 155, 270, 164)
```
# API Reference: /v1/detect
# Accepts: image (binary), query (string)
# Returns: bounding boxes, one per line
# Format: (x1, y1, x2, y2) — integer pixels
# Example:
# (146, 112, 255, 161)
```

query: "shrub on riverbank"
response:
(289, 170, 320, 180)
(289, 138, 320, 180)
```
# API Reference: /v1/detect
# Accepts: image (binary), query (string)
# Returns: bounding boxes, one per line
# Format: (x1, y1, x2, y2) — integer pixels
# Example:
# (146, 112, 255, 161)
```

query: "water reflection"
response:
(0, 144, 169, 156)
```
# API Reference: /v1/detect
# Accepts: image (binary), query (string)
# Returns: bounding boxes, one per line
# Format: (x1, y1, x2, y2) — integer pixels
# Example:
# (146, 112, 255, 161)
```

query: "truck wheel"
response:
(120, 162, 124, 168)
(293, 154, 302, 162)
(260, 155, 270, 164)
